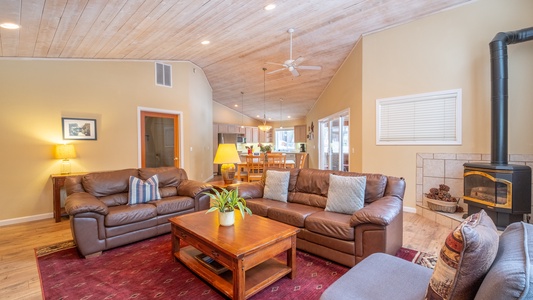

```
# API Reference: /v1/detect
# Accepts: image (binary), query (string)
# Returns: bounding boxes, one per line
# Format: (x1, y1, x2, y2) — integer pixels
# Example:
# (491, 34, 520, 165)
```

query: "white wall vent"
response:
(376, 89, 462, 145)
(155, 62, 172, 87)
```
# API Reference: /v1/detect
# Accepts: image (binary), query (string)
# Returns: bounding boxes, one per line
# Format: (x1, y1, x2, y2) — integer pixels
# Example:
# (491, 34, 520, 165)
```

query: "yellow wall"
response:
(0, 59, 213, 222)
(309, 0, 533, 209)
(307, 40, 363, 170)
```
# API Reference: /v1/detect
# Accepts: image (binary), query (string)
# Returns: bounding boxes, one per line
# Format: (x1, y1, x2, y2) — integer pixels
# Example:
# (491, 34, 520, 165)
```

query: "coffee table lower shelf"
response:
(175, 246, 291, 299)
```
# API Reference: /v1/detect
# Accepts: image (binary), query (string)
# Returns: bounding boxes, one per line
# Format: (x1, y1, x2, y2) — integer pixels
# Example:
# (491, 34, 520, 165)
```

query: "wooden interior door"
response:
(141, 111, 180, 168)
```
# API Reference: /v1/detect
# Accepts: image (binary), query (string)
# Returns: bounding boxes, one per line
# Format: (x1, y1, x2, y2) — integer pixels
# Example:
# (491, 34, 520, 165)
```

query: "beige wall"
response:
(308, 0, 533, 209)
(362, 0, 533, 209)
(0, 59, 213, 222)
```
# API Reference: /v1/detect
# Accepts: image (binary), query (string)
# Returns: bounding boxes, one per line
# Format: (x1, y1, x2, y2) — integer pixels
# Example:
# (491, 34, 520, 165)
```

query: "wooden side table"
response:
(50, 173, 86, 222)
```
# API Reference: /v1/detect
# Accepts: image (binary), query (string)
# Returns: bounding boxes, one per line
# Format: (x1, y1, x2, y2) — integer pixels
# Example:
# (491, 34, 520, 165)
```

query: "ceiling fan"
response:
(266, 28, 322, 77)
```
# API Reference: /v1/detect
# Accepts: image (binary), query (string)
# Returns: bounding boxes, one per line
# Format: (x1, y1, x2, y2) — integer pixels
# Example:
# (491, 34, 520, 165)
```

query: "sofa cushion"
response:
(267, 203, 323, 227)
(426, 210, 499, 300)
(246, 198, 289, 217)
(99, 192, 128, 207)
(148, 196, 195, 215)
(82, 168, 138, 197)
(263, 170, 290, 202)
(305, 211, 354, 241)
(105, 204, 157, 227)
(128, 175, 161, 205)
(139, 167, 188, 187)
(325, 174, 365, 214)
(475, 222, 533, 300)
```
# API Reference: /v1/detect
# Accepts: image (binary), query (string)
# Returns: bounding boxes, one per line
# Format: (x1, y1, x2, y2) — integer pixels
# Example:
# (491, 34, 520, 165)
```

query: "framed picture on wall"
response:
(62, 118, 97, 140)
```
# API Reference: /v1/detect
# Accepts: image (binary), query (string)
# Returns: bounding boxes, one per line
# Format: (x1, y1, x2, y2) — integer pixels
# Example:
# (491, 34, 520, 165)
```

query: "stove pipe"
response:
(489, 27, 533, 165)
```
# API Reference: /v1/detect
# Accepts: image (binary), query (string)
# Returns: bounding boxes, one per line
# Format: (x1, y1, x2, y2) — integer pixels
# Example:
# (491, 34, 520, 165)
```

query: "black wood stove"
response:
(464, 27, 533, 229)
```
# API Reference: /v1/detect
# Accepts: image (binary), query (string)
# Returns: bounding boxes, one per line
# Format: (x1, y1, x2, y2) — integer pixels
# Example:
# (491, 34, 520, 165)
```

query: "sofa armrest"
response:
(65, 192, 109, 215)
(350, 196, 402, 227)
(177, 180, 213, 198)
(228, 182, 263, 199)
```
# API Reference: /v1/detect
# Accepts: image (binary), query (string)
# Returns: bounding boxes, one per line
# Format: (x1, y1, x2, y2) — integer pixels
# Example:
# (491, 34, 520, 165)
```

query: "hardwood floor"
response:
(0, 212, 450, 299)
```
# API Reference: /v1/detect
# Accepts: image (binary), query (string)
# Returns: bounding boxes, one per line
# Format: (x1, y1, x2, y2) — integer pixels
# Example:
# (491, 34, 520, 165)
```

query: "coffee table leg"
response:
(171, 229, 181, 261)
(288, 235, 297, 279)
(234, 258, 246, 300)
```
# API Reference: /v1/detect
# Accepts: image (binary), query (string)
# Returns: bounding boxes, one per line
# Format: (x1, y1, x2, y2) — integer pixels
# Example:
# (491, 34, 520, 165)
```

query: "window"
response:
(275, 128, 294, 151)
(155, 62, 172, 87)
(319, 110, 349, 171)
(376, 89, 462, 145)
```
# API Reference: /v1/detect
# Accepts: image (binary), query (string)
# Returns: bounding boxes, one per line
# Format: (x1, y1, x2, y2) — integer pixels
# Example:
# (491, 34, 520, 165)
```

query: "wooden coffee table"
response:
(170, 211, 300, 299)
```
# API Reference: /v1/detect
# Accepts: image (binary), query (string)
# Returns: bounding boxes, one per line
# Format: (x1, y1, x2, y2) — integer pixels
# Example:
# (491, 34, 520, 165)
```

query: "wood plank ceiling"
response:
(0, 0, 471, 123)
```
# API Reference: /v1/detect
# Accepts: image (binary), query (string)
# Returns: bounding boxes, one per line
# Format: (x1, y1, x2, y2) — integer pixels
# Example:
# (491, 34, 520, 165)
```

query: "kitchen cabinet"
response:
(251, 127, 259, 143)
(258, 128, 272, 143)
(294, 125, 307, 143)
(217, 124, 228, 133)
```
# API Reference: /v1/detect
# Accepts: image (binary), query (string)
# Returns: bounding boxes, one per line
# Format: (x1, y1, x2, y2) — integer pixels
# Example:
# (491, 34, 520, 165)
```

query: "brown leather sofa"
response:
(64, 167, 212, 258)
(232, 168, 405, 267)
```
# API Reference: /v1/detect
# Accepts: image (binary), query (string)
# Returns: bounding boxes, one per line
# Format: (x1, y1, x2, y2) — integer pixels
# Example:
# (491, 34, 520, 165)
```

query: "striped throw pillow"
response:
(128, 175, 161, 205)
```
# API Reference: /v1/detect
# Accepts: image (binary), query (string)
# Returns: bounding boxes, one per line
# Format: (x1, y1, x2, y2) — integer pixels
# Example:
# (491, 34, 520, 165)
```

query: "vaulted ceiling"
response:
(0, 0, 471, 123)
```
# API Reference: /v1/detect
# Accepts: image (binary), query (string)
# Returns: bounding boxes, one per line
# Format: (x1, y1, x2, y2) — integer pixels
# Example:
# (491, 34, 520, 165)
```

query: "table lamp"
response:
(214, 144, 241, 184)
(54, 144, 77, 174)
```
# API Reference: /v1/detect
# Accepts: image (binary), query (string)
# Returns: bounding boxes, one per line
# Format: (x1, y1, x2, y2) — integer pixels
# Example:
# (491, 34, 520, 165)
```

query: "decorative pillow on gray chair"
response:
(474, 221, 533, 300)
(325, 174, 366, 214)
(426, 210, 499, 300)
(263, 170, 290, 202)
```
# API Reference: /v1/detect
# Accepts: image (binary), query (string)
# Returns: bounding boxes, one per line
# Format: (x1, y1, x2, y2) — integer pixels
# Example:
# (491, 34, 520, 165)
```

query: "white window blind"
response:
(376, 89, 461, 145)
(155, 62, 172, 87)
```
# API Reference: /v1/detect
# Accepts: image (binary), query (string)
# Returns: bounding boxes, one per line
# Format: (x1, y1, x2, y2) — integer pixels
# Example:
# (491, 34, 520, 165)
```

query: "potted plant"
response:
(204, 187, 252, 226)
(258, 143, 272, 153)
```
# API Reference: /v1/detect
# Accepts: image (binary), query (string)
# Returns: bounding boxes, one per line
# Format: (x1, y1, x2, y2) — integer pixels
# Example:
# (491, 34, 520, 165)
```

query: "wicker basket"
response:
(425, 197, 457, 213)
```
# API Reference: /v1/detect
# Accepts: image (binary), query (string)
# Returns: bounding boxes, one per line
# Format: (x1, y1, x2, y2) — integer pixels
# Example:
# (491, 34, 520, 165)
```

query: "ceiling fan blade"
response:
(267, 68, 286, 75)
(290, 68, 300, 77)
(265, 62, 286, 66)
(293, 56, 305, 66)
(298, 65, 322, 70)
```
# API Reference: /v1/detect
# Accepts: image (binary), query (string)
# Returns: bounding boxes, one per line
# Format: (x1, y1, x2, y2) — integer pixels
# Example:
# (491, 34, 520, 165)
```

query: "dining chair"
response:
(298, 153, 308, 169)
(265, 153, 286, 168)
(245, 155, 264, 182)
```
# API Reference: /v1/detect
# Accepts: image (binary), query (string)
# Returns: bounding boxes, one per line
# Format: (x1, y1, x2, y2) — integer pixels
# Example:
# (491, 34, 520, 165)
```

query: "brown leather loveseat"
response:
(65, 167, 212, 257)
(232, 168, 405, 267)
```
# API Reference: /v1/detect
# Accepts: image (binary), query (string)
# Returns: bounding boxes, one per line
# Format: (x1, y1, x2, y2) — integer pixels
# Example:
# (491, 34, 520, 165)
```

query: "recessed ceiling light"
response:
(234, 104, 238, 107)
(264, 4, 276, 10)
(201, 40, 210, 45)
(256, 115, 260, 118)
(288, 116, 291, 118)
(0, 23, 20, 29)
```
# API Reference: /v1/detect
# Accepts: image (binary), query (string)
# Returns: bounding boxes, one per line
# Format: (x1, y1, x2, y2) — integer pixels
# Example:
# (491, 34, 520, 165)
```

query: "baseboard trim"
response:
(403, 206, 417, 213)
(0, 213, 53, 227)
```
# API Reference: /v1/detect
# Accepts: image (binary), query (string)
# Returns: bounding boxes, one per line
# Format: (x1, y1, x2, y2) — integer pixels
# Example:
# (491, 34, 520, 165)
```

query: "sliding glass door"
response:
(319, 110, 349, 171)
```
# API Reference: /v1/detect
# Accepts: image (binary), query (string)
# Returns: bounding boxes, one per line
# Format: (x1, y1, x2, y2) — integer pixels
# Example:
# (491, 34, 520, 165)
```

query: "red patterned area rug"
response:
(36, 235, 433, 300)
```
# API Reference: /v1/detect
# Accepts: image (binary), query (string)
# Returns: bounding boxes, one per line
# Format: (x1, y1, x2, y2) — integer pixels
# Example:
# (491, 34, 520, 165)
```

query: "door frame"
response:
(137, 107, 184, 168)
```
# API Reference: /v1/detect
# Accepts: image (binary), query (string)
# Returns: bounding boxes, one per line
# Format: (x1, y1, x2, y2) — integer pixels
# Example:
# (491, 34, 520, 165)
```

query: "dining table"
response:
(235, 159, 295, 181)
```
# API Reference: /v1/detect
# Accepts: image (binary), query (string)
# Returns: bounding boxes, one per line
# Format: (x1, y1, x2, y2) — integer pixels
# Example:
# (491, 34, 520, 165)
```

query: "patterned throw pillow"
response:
(425, 210, 499, 300)
(263, 170, 290, 202)
(325, 174, 366, 215)
(128, 175, 161, 205)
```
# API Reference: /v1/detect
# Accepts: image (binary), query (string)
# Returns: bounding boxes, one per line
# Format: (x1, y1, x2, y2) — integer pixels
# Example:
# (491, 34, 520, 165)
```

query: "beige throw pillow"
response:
(263, 170, 290, 202)
(325, 174, 366, 214)
(425, 210, 499, 300)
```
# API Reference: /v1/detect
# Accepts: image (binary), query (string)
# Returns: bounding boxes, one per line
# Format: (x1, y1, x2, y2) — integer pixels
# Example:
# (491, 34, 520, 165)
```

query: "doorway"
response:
(139, 109, 181, 168)
(319, 110, 349, 171)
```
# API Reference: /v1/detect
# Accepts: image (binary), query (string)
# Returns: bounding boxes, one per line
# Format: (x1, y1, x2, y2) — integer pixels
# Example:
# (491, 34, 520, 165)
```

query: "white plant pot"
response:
(218, 210, 235, 226)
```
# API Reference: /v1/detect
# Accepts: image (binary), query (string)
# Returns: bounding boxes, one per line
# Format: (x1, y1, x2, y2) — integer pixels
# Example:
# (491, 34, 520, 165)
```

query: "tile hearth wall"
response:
(416, 153, 533, 227)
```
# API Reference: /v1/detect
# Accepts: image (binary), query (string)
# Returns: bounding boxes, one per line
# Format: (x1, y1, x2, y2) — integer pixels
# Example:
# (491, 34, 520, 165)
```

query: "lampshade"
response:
(214, 144, 241, 164)
(54, 144, 77, 159)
